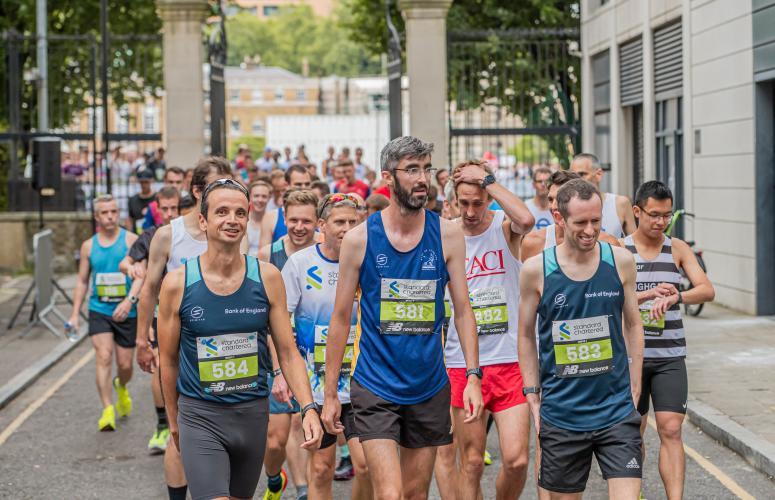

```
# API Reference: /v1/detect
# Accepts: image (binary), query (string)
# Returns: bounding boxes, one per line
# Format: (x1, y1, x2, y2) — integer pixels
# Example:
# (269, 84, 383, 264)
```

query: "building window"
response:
(143, 103, 158, 133)
(592, 50, 611, 172)
(229, 89, 241, 102)
(251, 89, 263, 102)
(656, 97, 684, 232)
(295, 89, 306, 101)
(274, 88, 285, 101)
(263, 6, 278, 16)
(251, 119, 264, 135)
(230, 118, 241, 135)
(115, 105, 130, 134)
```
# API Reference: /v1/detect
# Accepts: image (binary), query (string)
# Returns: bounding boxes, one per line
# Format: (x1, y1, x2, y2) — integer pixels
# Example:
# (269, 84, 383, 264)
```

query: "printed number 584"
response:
(211, 360, 249, 379)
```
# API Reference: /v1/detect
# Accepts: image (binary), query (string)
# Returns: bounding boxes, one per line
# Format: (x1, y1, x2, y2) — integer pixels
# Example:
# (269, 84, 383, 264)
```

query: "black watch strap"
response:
(466, 368, 483, 379)
(522, 386, 541, 396)
(481, 174, 496, 188)
(301, 402, 320, 420)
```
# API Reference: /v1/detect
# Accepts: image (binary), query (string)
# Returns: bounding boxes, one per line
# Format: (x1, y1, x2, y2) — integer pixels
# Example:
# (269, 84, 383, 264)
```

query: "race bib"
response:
(314, 325, 356, 375)
(552, 316, 613, 378)
(197, 332, 259, 395)
(639, 300, 665, 333)
(469, 286, 508, 335)
(379, 278, 437, 335)
(95, 272, 127, 303)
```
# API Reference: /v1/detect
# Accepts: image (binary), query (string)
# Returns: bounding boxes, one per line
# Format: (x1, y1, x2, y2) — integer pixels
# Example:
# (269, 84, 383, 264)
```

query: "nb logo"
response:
(384, 323, 403, 333)
(562, 365, 578, 375)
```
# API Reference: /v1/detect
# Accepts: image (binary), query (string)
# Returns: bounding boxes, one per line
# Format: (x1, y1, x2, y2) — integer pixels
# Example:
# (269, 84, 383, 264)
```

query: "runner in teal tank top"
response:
(157, 179, 322, 500)
(319, 137, 484, 499)
(518, 179, 645, 498)
(67, 195, 143, 432)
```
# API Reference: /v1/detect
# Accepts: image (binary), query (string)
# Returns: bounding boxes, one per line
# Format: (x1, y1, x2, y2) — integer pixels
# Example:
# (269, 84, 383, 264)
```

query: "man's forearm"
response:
(137, 281, 159, 344)
(487, 183, 533, 231)
(70, 282, 87, 317)
(517, 334, 540, 387)
(277, 351, 313, 407)
(160, 359, 179, 420)
(323, 314, 349, 398)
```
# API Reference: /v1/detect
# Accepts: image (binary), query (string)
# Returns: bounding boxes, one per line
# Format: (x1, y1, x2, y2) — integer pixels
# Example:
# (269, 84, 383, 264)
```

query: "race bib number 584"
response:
(197, 332, 259, 395)
(551, 316, 613, 378)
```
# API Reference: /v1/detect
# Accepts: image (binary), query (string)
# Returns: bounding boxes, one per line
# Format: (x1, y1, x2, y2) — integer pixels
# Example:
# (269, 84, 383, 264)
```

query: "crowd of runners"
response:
(66, 135, 714, 500)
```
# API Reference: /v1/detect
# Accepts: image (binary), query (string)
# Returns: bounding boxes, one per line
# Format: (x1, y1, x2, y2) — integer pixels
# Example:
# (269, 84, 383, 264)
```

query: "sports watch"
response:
(128, 294, 139, 304)
(481, 174, 496, 189)
(301, 402, 321, 420)
(466, 367, 483, 380)
(522, 386, 541, 396)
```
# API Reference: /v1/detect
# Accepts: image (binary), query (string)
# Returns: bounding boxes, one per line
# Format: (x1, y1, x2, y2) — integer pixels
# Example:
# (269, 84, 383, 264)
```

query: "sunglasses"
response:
(203, 178, 249, 199)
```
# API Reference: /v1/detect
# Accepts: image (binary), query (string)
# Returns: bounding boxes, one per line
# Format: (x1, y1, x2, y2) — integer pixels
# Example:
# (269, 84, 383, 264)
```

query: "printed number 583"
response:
(565, 344, 601, 362)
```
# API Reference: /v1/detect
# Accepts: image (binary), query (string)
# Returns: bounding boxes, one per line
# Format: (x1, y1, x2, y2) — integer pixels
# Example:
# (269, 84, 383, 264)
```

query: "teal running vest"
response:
(537, 242, 633, 431)
(177, 256, 271, 404)
(355, 210, 449, 405)
(89, 229, 135, 317)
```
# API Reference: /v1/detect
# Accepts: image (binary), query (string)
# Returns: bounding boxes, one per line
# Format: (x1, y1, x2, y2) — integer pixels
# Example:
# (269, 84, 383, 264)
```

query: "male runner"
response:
(624, 180, 714, 500)
(137, 156, 233, 500)
(521, 170, 621, 262)
(68, 195, 142, 431)
(525, 166, 554, 231)
(247, 180, 272, 256)
(570, 153, 635, 237)
(518, 179, 644, 499)
(141, 167, 186, 230)
(118, 186, 180, 452)
(260, 165, 313, 246)
(444, 159, 534, 499)
(128, 168, 156, 233)
(258, 188, 319, 500)
(157, 179, 323, 500)
(334, 159, 370, 199)
(282, 193, 372, 500)
(322, 136, 484, 499)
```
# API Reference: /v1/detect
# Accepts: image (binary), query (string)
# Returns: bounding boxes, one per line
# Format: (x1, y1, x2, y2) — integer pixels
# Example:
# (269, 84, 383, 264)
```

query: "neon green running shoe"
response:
(484, 449, 493, 466)
(98, 405, 116, 432)
(262, 468, 288, 500)
(113, 377, 132, 418)
(639, 492, 648, 500)
(148, 427, 170, 454)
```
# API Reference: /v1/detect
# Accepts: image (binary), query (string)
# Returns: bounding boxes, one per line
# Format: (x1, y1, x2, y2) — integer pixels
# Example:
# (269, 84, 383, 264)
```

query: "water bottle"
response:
(64, 322, 78, 342)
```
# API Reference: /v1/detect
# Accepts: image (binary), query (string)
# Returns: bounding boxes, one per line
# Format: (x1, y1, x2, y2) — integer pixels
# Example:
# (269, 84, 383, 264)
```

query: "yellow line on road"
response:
(647, 417, 755, 500)
(0, 349, 94, 447)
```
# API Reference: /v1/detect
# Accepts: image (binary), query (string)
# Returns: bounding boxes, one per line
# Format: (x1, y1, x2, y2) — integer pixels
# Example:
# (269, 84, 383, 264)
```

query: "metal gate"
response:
(447, 28, 581, 194)
(0, 30, 163, 213)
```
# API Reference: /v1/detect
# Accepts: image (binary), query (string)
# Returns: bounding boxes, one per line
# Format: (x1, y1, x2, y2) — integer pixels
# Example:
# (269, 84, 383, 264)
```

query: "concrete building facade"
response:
(580, 0, 775, 315)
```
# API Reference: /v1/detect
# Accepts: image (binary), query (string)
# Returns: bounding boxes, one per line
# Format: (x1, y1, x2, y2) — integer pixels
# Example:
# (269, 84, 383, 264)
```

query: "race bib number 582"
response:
(551, 316, 613, 378)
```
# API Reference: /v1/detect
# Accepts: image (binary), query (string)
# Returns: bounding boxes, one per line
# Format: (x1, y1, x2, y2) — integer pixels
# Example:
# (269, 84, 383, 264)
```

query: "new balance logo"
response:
(625, 458, 640, 469)
(562, 365, 579, 376)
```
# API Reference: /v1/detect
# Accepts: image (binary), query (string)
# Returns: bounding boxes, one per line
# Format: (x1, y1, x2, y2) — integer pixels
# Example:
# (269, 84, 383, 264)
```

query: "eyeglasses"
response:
(643, 211, 673, 221)
(394, 166, 437, 178)
(203, 178, 249, 198)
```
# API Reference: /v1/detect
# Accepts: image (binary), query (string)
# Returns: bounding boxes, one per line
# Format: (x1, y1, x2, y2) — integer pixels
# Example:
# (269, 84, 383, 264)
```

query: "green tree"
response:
(0, 0, 163, 132)
(226, 6, 381, 77)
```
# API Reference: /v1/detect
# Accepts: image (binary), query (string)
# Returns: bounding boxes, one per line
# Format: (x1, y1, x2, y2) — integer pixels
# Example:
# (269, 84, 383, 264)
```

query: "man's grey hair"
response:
(380, 136, 434, 172)
(572, 153, 601, 169)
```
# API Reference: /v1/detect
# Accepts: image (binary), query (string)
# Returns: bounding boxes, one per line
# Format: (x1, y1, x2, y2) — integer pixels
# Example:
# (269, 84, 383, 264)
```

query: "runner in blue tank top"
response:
(518, 179, 645, 498)
(67, 195, 143, 433)
(157, 179, 322, 500)
(320, 136, 484, 499)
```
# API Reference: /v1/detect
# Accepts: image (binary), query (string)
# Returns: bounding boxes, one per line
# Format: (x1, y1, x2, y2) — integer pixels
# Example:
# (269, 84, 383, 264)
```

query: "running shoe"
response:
(639, 492, 648, 500)
(484, 449, 493, 466)
(148, 427, 170, 454)
(334, 456, 354, 481)
(262, 468, 288, 500)
(113, 377, 132, 418)
(98, 405, 116, 432)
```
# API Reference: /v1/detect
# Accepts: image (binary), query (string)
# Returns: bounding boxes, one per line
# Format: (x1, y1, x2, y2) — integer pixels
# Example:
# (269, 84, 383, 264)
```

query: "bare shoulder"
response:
(258, 260, 282, 283)
(521, 253, 543, 282)
(258, 243, 272, 262)
(611, 244, 636, 268)
(160, 265, 185, 295)
(81, 236, 93, 254)
(600, 231, 622, 247)
(343, 220, 367, 248)
(616, 193, 633, 208)
(440, 216, 464, 240)
(520, 229, 545, 261)
(151, 224, 171, 246)
(125, 230, 138, 245)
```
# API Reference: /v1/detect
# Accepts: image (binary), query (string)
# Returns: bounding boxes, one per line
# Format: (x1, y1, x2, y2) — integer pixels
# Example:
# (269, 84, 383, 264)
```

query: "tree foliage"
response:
(0, 0, 162, 132)
(226, 6, 381, 77)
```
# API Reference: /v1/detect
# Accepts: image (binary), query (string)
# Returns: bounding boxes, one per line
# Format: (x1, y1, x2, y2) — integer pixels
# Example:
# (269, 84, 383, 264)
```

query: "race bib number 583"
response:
(551, 316, 613, 378)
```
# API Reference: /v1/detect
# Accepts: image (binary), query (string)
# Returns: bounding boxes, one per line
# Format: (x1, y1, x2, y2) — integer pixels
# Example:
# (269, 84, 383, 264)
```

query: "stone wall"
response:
(0, 212, 93, 273)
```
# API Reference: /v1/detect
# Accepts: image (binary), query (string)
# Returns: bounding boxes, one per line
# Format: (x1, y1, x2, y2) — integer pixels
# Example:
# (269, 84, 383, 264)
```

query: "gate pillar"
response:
(158, 0, 209, 168)
(398, 0, 453, 169)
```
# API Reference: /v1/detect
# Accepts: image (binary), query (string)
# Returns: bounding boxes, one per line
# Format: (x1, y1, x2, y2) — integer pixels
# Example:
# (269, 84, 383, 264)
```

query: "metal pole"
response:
(36, 0, 49, 131)
(90, 35, 98, 233)
(100, 0, 111, 194)
(385, 0, 402, 139)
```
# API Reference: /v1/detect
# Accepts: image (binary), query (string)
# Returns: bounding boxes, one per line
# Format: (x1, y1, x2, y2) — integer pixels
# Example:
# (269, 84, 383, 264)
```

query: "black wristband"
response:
(272, 368, 282, 377)
(301, 402, 320, 420)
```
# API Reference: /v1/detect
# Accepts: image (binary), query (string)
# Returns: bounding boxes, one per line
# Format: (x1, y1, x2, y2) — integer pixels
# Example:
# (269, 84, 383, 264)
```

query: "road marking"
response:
(647, 417, 755, 500)
(0, 349, 94, 447)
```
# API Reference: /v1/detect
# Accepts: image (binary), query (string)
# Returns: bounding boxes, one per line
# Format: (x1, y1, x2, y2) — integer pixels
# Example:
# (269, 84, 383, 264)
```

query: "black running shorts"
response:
(637, 357, 688, 415)
(88, 311, 137, 348)
(320, 403, 358, 449)
(538, 410, 643, 493)
(178, 395, 269, 500)
(350, 379, 452, 449)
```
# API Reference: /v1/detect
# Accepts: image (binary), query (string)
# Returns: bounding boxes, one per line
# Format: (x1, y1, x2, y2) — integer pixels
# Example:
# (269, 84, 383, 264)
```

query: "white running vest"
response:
(544, 224, 557, 249)
(167, 216, 208, 272)
(445, 211, 521, 367)
(602, 193, 623, 238)
(525, 198, 554, 231)
(247, 221, 261, 257)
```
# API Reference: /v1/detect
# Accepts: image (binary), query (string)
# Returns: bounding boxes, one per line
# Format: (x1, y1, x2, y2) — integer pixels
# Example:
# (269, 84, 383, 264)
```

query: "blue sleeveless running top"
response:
(354, 210, 449, 405)
(89, 229, 135, 317)
(537, 242, 633, 431)
(177, 255, 271, 404)
(269, 239, 289, 271)
(272, 207, 288, 242)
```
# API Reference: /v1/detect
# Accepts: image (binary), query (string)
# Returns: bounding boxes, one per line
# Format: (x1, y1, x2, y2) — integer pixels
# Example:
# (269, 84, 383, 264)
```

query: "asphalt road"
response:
(0, 341, 773, 499)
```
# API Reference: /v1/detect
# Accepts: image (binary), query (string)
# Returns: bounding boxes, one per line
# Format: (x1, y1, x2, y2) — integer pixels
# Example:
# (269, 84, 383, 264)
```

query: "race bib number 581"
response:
(551, 316, 613, 378)
(379, 278, 437, 335)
